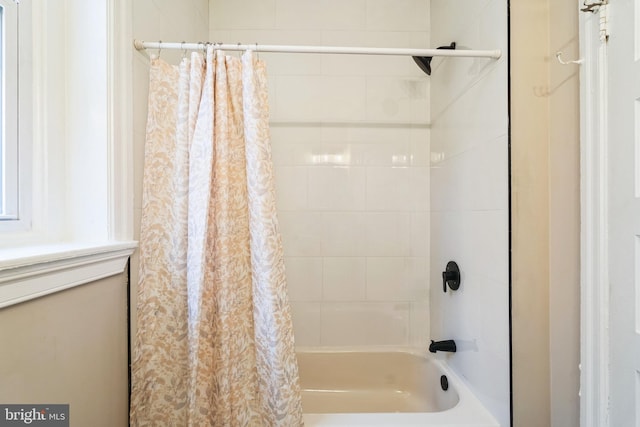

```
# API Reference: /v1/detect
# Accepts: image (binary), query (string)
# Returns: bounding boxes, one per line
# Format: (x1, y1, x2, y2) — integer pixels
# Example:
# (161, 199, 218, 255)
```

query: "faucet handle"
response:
(442, 261, 461, 292)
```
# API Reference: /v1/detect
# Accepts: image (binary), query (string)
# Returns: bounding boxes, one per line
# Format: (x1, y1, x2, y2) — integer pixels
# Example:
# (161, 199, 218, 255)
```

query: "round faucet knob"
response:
(442, 261, 461, 292)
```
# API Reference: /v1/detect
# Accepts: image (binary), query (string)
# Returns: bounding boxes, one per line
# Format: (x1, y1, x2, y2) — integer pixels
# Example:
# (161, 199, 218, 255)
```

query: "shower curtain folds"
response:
(130, 46, 304, 427)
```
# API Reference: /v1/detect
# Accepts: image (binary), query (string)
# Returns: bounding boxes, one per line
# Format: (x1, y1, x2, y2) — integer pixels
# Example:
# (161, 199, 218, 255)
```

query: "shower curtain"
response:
(130, 46, 304, 427)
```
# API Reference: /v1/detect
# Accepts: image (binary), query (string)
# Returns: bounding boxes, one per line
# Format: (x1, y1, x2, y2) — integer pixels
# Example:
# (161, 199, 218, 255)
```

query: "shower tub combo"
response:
(298, 350, 499, 427)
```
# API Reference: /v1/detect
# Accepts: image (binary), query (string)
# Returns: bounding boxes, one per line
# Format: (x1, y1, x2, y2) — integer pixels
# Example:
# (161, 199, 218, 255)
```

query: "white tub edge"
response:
(298, 347, 501, 427)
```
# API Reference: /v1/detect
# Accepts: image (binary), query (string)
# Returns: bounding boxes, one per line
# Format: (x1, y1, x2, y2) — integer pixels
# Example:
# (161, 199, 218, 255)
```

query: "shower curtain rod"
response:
(133, 40, 502, 59)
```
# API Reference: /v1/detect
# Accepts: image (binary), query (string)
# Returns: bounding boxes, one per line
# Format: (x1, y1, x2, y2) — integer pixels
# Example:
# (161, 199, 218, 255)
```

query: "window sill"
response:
(0, 241, 137, 308)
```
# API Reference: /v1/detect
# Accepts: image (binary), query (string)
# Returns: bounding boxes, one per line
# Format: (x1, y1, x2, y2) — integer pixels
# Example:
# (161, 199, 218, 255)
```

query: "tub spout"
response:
(429, 339, 457, 353)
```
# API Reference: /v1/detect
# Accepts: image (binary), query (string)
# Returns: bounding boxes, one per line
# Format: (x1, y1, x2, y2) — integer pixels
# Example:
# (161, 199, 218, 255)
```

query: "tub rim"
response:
(296, 347, 500, 427)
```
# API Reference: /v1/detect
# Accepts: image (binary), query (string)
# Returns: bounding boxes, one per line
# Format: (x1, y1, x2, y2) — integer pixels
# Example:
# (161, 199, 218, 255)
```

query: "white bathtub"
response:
(298, 349, 500, 427)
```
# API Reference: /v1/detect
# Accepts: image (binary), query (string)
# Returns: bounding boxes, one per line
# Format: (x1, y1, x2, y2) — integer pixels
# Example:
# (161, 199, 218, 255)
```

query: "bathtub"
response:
(298, 349, 500, 427)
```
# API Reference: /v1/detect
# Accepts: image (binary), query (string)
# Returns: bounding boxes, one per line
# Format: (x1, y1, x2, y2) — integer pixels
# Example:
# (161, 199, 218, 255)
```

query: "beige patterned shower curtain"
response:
(130, 46, 304, 427)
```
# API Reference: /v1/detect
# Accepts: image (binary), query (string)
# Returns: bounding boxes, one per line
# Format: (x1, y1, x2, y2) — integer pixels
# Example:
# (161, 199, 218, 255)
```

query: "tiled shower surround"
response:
(273, 126, 430, 347)
(210, 0, 431, 348)
(430, 0, 509, 425)
(210, 0, 509, 424)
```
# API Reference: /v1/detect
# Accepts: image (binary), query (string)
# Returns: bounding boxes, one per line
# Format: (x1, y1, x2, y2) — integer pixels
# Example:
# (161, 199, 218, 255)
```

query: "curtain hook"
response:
(157, 40, 162, 58)
(211, 41, 220, 56)
(201, 41, 210, 56)
(255, 42, 260, 60)
(181, 41, 187, 60)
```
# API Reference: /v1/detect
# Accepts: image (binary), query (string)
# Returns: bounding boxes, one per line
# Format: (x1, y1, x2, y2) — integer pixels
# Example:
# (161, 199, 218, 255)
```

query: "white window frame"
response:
(0, 0, 136, 306)
(0, 0, 135, 245)
(0, 0, 33, 238)
(0, 0, 19, 221)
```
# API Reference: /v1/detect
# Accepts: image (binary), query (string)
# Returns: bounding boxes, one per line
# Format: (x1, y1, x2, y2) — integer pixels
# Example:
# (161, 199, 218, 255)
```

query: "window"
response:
(0, 0, 134, 247)
(0, 0, 18, 221)
(0, 0, 136, 309)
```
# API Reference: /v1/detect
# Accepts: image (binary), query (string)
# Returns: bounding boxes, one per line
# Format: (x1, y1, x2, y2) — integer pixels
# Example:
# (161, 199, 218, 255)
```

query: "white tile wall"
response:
(410, 213, 429, 257)
(430, 0, 509, 425)
(321, 213, 367, 256)
(431, 136, 508, 212)
(365, 167, 429, 211)
(366, 257, 428, 301)
(279, 212, 323, 256)
(430, 64, 508, 155)
(275, 76, 368, 122)
(320, 302, 411, 346)
(274, 167, 308, 210)
(276, 0, 367, 30)
(410, 301, 430, 346)
(285, 257, 323, 301)
(322, 258, 367, 301)
(308, 168, 366, 211)
(366, 0, 430, 31)
(365, 77, 429, 123)
(364, 213, 411, 256)
(291, 302, 322, 346)
(210, 0, 276, 29)
(211, 0, 431, 348)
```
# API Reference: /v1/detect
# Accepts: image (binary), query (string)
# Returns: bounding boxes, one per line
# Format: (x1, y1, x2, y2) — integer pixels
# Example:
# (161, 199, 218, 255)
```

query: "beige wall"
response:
(0, 272, 129, 427)
(511, 0, 580, 425)
(548, 0, 580, 425)
(511, 0, 551, 424)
